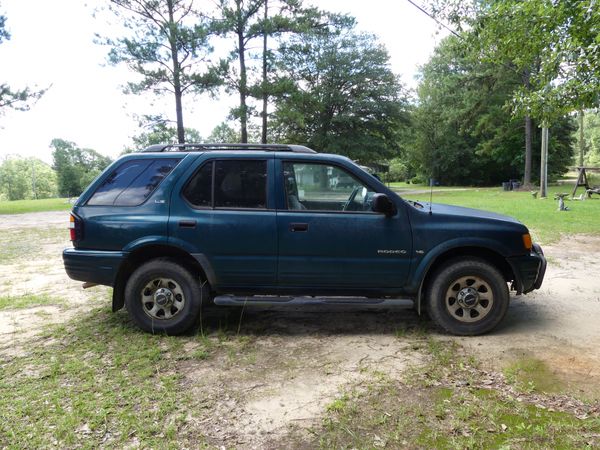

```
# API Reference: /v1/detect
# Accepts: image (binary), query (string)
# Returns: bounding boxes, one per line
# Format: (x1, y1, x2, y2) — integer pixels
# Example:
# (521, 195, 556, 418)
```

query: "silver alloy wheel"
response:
(445, 275, 494, 323)
(141, 277, 186, 320)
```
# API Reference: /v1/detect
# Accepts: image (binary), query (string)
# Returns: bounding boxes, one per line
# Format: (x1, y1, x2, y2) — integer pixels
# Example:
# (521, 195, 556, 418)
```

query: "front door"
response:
(276, 160, 412, 289)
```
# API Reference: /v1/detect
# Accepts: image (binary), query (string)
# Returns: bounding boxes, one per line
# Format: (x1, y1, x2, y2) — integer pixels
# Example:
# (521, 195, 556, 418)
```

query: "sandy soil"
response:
(453, 235, 600, 397)
(1, 210, 600, 445)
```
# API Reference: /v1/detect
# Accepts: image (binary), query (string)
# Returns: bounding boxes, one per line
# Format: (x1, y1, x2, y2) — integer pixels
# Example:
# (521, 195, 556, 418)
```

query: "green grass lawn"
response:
(0, 198, 72, 215)
(398, 185, 600, 244)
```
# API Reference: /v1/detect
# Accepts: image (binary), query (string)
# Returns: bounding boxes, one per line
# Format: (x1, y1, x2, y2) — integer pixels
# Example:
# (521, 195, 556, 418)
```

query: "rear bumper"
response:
(63, 248, 127, 287)
(507, 243, 547, 294)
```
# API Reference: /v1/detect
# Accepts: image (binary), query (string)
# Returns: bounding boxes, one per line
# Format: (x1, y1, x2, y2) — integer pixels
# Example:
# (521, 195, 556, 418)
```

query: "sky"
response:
(0, 0, 447, 164)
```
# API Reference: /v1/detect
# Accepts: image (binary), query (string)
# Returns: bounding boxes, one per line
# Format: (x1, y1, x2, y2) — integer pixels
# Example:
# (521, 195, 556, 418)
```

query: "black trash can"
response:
(502, 182, 511, 191)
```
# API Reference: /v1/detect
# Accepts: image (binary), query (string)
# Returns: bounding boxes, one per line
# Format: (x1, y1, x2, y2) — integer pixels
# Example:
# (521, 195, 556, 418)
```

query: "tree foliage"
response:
(103, 0, 218, 143)
(429, 0, 600, 122)
(270, 21, 409, 162)
(51, 139, 112, 197)
(0, 12, 44, 114)
(124, 121, 202, 153)
(211, 0, 323, 143)
(0, 157, 57, 201)
(408, 36, 574, 185)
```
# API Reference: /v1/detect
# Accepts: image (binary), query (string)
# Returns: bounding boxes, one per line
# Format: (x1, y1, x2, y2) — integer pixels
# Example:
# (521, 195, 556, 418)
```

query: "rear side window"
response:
(87, 158, 179, 206)
(183, 159, 267, 209)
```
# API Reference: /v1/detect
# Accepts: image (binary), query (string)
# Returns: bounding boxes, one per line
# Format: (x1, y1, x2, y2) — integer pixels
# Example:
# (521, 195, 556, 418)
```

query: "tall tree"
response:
(428, 0, 600, 186)
(270, 21, 408, 162)
(410, 36, 574, 185)
(51, 139, 112, 197)
(103, 0, 218, 143)
(211, 0, 320, 143)
(0, 12, 44, 114)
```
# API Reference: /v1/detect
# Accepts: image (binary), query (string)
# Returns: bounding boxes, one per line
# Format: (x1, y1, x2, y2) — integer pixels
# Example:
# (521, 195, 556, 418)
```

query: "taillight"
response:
(69, 213, 82, 242)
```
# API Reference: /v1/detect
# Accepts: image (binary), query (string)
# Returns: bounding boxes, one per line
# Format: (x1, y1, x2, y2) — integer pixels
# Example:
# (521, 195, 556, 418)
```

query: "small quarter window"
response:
(182, 162, 213, 208)
(87, 158, 179, 206)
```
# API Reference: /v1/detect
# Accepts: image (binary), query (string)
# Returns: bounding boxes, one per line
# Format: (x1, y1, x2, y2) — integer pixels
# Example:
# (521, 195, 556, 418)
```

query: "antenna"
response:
(429, 177, 434, 215)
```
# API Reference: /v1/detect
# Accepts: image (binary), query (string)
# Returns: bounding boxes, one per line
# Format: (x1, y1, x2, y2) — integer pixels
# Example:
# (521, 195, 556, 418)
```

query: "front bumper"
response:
(507, 243, 547, 294)
(63, 248, 127, 287)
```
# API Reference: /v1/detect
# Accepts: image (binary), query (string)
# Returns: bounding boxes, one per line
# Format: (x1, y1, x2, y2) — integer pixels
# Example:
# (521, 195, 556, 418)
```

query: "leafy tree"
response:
(0, 12, 44, 114)
(409, 36, 574, 185)
(0, 156, 57, 201)
(577, 110, 600, 166)
(51, 139, 112, 197)
(428, 0, 600, 118)
(124, 121, 202, 153)
(270, 22, 409, 162)
(211, 0, 321, 143)
(102, 0, 218, 143)
(207, 122, 239, 142)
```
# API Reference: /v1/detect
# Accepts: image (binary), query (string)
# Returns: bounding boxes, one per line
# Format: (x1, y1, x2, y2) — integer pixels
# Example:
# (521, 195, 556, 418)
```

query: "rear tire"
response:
(426, 258, 509, 336)
(125, 258, 209, 335)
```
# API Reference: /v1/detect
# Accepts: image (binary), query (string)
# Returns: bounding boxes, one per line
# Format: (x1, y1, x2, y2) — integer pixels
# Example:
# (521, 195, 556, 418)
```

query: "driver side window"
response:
(283, 162, 376, 212)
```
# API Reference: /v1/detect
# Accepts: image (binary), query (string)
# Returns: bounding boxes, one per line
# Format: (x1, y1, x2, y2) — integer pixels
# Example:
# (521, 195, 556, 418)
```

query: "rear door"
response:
(169, 154, 277, 288)
(276, 159, 412, 289)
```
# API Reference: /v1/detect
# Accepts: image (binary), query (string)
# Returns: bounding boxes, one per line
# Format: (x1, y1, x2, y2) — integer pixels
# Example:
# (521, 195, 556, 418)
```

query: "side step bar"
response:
(213, 295, 414, 308)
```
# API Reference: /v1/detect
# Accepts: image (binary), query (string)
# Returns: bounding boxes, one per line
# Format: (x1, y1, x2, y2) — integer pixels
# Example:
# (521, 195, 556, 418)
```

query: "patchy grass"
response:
(399, 185, 600, 243)
(297, 338, 600, 449)
(504, 356, 564, 394)
(0, 306, 259, 448)
(0, 227, 67, 264)
(0, 293, 63, 310)
(0, 198, 72, 215)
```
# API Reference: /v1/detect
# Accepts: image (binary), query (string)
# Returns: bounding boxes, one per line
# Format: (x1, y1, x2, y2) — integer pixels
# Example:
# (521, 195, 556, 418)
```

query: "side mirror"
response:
(371, 193, 397, 217)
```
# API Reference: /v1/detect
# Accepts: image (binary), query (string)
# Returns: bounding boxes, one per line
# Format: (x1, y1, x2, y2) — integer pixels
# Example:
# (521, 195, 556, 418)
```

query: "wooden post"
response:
(540, 126, 549, 198)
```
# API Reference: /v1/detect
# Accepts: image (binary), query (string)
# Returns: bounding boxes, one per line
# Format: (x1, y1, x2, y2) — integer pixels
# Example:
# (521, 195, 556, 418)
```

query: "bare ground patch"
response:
(452, 234, 600, 399)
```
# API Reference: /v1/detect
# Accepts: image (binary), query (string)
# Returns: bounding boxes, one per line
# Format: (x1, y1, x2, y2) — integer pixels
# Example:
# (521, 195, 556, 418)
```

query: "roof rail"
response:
(141, 143, 317, 154)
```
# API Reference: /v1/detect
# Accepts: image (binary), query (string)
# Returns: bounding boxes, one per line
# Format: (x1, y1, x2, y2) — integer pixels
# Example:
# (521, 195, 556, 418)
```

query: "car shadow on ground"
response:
(105, 295, 548, 338)
(198, 304, 430, 337)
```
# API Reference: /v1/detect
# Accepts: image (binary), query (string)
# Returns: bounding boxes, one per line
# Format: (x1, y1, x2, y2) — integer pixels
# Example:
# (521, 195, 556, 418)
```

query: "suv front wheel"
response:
(125, 258, 208, 334)
(426, 258, 509, 336)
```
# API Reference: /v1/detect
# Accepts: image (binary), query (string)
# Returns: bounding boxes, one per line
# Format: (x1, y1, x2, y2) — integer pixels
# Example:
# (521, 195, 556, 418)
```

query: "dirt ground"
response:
(1, 210, 600, 445)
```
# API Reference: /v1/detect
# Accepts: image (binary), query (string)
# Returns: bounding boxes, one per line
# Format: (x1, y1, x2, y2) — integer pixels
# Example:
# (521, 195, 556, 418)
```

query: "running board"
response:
(213, 295, 414, 308)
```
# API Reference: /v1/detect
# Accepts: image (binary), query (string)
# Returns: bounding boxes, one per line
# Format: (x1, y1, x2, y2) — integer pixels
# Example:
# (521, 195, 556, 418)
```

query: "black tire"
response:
(124, 258, 209, 335)
(425, 258, 509, 336)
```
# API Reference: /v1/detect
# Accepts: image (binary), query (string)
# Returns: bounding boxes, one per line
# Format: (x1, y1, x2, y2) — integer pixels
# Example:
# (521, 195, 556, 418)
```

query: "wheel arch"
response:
(415, 246, 515, 315)
(112, 244, 212, 312)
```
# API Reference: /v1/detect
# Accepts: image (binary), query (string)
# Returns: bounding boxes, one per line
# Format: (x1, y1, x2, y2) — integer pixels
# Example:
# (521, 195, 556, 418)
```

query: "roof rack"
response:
(141, 143, 317, 154)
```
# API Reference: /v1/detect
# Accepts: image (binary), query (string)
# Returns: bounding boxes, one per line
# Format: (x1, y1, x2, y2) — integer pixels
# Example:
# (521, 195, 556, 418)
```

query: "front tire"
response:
(125, 258, 209, 335)
(426, 258, 509, 336)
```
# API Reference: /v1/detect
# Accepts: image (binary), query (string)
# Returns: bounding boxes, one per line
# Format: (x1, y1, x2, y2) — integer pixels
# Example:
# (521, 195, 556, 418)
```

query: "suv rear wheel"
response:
(426, 258, 509, 336)
(125, 258, 209, 334)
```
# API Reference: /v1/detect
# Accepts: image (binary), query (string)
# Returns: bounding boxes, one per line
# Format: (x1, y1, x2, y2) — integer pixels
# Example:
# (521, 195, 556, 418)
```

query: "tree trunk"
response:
(236, 1, 248, 144)
(578, 109, 585, 167)
(522, 68, 532, 186)
(261, 0, 268, 144)
(540, 126, 549, 198)
(167, 0, 185, 143)
(524, 115, 532, 186)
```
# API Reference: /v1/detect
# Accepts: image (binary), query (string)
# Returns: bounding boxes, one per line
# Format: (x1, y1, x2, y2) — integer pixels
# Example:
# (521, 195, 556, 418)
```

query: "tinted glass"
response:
(214, 160, 267, 209)
(87, 158, 179, 206)
(182, 162, 213, 208)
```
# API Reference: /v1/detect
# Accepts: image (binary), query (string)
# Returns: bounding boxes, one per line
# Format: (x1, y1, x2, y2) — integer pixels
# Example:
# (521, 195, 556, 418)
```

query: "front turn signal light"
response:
(522, 233, 532, 251)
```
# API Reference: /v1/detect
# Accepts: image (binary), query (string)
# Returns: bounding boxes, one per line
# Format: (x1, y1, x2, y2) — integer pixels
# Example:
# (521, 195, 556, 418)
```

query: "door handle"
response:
(289, 223, 309, 232)
(178, 220, 197, 228)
